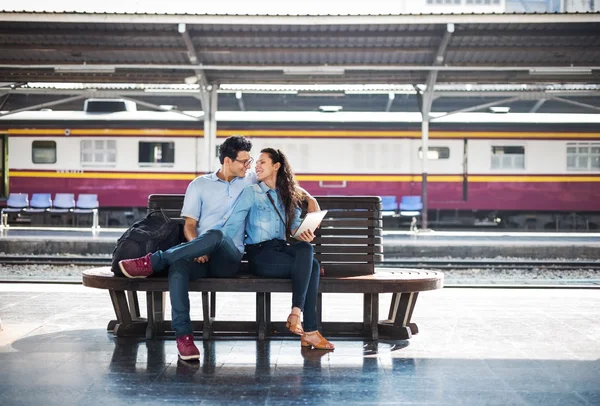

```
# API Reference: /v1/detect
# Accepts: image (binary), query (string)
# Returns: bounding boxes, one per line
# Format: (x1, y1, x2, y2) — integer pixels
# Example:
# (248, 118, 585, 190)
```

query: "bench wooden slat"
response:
(323, 210, 380, 219)
(317, 253, 383, 262)
(320, 219, 382, 228)
(313, 236, 383, 245)
(316, 245, 383, 254)
(316, 263, 373, 276)
(315, 228, 382, 237)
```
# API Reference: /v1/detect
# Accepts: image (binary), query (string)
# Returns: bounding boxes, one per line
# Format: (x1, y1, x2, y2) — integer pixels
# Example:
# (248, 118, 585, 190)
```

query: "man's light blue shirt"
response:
(222, 182, 301, 246)
(180, 170, 257, 253)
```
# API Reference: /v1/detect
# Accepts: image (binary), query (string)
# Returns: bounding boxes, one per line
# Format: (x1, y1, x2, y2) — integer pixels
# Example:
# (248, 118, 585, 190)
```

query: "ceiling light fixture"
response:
(184, 76, 199, 85)
(283, 67, 345, 75)
(529, 67, 592, 76)
(318, 105, 343, 113)
(490, 106, 510, 113)
(54, 66, 115, 73)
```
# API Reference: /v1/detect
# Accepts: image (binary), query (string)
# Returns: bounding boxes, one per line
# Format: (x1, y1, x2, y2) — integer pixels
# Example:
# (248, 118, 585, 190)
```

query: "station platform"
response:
(0, 284, 598, 405)
(1, 227, 600, 259)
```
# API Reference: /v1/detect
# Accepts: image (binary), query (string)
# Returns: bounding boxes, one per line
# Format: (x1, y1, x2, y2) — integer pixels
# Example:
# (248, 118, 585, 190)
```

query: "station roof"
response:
(0, 11, 599, 85)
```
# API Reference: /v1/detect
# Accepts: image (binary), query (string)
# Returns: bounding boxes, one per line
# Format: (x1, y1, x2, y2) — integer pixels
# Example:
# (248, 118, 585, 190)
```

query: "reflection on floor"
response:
(0, 285, 598, 405)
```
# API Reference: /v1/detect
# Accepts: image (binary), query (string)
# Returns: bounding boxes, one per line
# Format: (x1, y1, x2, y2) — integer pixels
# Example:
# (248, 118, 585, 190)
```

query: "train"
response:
(1, 104, 599, 229)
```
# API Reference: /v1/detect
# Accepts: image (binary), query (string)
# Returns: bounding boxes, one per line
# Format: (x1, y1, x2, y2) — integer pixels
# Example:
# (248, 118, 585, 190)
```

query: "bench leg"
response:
(265, 292, 271, 335)
(363, 293, 379, 341)
(378, 292, 419, 340)
(127, 291, 141, 319)
(210, 292, 216, 319)
(202, 292, 212, 340)
(109, 290, 147, 337)
(256, 293, 267, 340)
(317, 293, 323, 331)
(146, 292, 165, 340)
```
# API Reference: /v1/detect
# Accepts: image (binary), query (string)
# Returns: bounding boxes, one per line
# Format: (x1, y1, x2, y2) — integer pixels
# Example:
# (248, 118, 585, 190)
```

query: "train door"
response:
(421, 139, 465, 203)
(0, 133, 7, 198)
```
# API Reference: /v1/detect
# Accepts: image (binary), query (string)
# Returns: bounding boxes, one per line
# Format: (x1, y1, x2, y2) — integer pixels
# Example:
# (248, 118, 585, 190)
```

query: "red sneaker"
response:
(176, 334, 200, 361)
(119, 253, 153, 278)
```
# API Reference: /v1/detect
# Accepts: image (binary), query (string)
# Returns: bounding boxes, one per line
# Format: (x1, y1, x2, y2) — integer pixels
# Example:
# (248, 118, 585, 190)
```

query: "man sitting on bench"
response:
(119, 135, 319, 361)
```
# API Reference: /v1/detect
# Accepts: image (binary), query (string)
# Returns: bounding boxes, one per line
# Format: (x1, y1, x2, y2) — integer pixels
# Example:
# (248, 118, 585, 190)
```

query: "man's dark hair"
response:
(218, 135, 252, 164)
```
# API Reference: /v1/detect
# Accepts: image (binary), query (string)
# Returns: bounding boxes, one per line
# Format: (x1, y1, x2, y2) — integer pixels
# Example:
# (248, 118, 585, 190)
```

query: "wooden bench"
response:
(82, 195, 443, 341)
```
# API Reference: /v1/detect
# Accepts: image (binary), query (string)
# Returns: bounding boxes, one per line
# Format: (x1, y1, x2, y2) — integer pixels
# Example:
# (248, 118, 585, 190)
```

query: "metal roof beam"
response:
(422, 25, 453, 115)
(434, 91, 600, 98)
(431, 96, 523, 120)
(1, 12, 598, 25)
(419, 23, 454, 230)
(2, 28, 597, 39)
(1, 44, 592, 54)
(548, 96, 600, 113)
(0, 88, 203, 97)
(3, 88, 599, 99)
(0, 94, 86, 117)
(178, 23, 210, 110)
(0, 94, 8, 111)
(118, 96, 202, 120)
(4, 64, 597, 72)
(529, 98, 547, 112)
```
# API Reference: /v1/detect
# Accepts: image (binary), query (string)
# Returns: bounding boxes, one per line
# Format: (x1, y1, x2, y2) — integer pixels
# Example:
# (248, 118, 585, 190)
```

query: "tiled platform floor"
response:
(0, 284, 598, 405)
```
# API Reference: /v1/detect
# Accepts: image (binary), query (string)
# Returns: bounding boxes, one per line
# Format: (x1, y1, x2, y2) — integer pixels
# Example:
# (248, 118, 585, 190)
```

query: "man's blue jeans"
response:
(246, 239, 320, 332)
(150, 229, 242, 337)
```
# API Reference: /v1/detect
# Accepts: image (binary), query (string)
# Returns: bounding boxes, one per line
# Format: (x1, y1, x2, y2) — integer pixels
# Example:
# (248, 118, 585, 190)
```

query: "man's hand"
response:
(194, 255, 210, 263)
(296, 229, 315, 243)
(297, 186, 320, 213)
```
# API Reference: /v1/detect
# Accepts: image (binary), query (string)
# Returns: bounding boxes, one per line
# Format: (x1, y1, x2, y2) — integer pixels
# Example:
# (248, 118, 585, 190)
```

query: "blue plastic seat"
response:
(49, 193, 75, 213)
(27, 193, 53, 212)
(399, 195, 423, 216)
(75, 194, 99, 210)
(380, 196, 398, 216)
(73, 194, 99, 228)
(1, 193, 29, 227)
(4, 193, 29, 210)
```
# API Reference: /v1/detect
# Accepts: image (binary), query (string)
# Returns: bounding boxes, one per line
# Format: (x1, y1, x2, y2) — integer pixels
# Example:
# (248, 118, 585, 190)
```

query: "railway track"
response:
(1, 255, 599, 271)
(379, 259, 600, 271)
(0, 255, 111, 266)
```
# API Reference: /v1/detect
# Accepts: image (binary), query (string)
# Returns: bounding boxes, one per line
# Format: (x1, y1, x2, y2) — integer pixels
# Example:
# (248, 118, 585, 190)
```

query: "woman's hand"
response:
(194, 255, 209, 263)
(295, 229, 315, 243)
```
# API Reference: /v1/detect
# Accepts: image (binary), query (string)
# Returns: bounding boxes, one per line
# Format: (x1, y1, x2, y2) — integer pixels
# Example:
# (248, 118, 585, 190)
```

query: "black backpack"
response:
(111, 210, 185, 276)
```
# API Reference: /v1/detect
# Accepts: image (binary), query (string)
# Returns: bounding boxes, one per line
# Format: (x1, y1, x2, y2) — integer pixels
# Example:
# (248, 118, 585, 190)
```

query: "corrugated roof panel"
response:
(202, 50, 433, 66)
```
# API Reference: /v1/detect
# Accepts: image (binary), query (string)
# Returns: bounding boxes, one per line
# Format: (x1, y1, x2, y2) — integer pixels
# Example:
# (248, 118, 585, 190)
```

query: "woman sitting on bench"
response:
(222, 148, 334, 351)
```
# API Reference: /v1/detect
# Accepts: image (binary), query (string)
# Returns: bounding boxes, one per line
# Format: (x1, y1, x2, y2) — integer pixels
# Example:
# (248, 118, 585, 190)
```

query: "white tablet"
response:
(291, 210, 328, 239)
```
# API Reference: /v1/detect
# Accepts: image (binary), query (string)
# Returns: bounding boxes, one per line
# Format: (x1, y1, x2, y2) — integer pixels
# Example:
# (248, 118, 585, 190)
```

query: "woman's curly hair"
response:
(261, 148, 302, 238)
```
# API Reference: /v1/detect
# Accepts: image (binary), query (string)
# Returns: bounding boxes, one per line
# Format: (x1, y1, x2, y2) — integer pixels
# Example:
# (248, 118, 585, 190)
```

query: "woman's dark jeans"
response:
(246, 239, 320, 332)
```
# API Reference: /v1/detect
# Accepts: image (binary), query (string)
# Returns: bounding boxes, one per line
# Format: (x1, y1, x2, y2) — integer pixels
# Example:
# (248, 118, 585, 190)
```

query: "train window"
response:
(418, 146, 450, 160)
(139, 142, 175, 166)
(567, 142, 600, 171)
(491, 146, 525, 170)
(81, 140, 116, 167)
(32, 141, 56, 164)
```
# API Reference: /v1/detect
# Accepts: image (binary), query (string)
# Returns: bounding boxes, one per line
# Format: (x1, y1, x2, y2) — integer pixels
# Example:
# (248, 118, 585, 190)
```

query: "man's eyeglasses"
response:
(235, 157, 254, 167)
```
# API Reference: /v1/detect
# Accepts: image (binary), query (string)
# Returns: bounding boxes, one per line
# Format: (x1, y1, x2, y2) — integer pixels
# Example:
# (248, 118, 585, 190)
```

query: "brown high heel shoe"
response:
(301, 331, 335, 350)
(286, 313, 304, 335)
